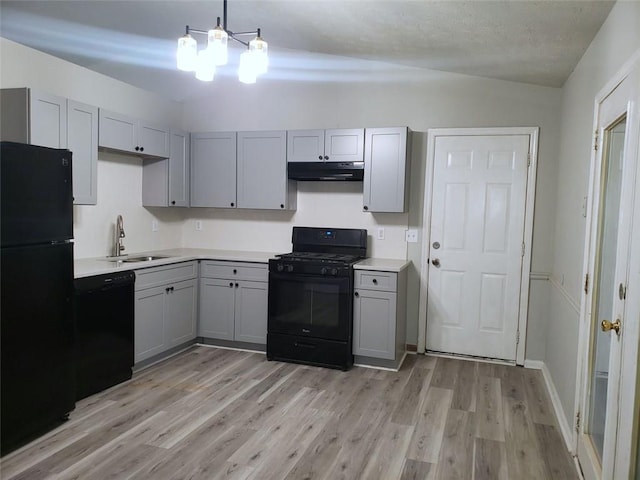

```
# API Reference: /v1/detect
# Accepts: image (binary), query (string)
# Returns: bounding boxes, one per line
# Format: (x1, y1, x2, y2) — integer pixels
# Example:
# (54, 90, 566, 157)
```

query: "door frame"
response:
(574, 50, 640, 480)
(417, 127, 539, 365)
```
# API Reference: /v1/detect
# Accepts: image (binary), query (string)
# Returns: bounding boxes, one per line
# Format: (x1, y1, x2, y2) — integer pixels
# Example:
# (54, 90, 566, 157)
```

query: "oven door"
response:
(268, 272, 352, 342)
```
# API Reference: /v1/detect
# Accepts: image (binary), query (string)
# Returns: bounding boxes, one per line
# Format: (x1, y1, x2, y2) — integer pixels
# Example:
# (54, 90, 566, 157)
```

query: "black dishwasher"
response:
(74, 271, 135, 400)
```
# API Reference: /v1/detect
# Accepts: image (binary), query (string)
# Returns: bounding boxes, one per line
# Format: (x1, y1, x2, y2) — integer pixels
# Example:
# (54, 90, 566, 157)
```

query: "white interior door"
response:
(426, 134, 530, 361)
(576, 59, 640, 480)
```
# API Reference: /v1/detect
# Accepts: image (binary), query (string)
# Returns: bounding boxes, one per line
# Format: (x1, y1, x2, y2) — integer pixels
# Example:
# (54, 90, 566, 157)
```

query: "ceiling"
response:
(0, 0, 615, 101)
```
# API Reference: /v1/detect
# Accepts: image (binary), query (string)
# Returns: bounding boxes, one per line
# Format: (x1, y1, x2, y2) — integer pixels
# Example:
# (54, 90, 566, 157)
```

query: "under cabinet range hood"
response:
(287, 161, 364, 181)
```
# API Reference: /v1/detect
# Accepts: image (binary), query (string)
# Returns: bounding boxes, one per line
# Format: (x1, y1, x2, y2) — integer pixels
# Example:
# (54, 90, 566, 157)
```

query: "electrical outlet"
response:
(377, 227, 385, 240)
(151, 220, 158, 232)
(405, 229, 418, 243)
(195, 220, 203, 231)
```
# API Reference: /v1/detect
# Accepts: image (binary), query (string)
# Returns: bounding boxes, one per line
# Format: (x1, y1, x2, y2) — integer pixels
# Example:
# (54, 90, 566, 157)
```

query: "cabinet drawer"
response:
(355, 270, 397, 291)
(135, 261, 198, 290)
(200, 261, 268, 282)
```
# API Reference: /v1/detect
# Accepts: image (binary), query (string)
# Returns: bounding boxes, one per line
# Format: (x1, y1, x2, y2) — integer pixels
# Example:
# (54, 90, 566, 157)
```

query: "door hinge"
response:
(575, 411, 581, 433)
(584, 273, 589, 295)
(521, 242, 525, 257)
(527, 153, 531, 167)
(516, 330, 520, 345)
(594, 130, 599, 151)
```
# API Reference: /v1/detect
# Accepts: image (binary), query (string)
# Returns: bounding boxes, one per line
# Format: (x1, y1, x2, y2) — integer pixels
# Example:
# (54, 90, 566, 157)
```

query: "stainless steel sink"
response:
(103, 255, 171, 263)
(122, 255, 171, 263)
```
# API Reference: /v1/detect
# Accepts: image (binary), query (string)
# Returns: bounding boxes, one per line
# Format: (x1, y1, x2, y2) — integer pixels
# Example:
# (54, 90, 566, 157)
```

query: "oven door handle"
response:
(294, 341, 317, 349)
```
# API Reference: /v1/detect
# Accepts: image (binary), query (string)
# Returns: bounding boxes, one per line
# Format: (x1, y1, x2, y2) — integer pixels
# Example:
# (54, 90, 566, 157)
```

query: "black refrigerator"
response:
(1, 142, 76, 454)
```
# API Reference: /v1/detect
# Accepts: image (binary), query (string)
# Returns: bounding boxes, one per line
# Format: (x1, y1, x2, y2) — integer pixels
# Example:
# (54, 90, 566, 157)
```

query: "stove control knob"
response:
(331, 268, 338, 276)
(286, 265, 294, 273)
(321, 267, 328, 275)
(277, 264, 284, 272)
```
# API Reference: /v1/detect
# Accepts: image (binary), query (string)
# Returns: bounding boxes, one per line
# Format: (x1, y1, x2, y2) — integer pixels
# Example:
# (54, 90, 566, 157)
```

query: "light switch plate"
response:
(151, 220, 158, 232)
(195, 220, 203, 231)
(405, 229, 418, 243)
(377, 227, 385, 240)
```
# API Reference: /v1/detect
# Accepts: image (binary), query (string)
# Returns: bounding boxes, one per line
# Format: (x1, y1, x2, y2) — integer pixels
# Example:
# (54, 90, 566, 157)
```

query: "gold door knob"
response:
(601, 319, 621, 335)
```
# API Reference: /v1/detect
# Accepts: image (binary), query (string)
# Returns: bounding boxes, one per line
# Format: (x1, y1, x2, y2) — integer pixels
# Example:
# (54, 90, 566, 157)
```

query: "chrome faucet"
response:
(114, 214, 126, 257)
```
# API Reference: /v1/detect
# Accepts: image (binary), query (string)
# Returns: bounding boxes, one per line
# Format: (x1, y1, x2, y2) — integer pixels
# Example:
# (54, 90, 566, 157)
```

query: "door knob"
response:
(431, 258, 441, 268)
(601, 319, 621, 335)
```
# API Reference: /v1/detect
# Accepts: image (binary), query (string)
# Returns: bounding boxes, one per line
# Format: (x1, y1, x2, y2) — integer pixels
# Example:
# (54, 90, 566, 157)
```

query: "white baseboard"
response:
(524, 359, 544, 369)
(524, 359, 574, 455)
(539, 362, 575, 454)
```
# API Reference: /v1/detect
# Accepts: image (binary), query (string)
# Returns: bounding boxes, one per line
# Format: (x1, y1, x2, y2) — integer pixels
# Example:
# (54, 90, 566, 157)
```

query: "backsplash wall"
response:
(73, 152, 184, 259)
(184, 182, 409, 258)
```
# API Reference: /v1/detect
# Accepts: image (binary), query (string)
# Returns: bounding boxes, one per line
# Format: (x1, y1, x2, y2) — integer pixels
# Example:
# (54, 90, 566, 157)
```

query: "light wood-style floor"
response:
(1, 346, 579, 480)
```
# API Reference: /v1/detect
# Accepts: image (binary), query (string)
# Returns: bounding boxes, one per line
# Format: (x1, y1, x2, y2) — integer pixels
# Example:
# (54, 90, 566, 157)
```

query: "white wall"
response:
(0, 38, 185, 258)
(0, 35, 564, 352)
(546, 0, 640, 427)
(181, 64, 563, 348)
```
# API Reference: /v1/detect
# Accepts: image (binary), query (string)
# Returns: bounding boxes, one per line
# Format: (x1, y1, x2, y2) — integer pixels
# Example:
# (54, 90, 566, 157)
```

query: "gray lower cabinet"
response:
(134, 261, 198, 363)
(199, 261, 268, 345)
(353, 268, 407, 368)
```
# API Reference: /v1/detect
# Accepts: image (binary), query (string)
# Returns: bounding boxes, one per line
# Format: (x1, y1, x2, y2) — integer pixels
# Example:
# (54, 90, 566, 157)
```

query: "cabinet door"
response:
(286, 129, 325, 162)
(363, 127, 409, 213)
(324, 128, 364, 162)
(234, 281, 268, 344)
(30, 90, 67, 149)
(237, 130, 288, 209)
(190, 132, 237, 208)
(168, 129, 190, 207)
(353, 289, 397, 360)
(138, 121, 170, 158)
(99, 109, 137, 153)
(67, 100, 98, 205)
(199, 278, 235, 340)
(134, 285, 167, 363)
(166, 279, 197, 348)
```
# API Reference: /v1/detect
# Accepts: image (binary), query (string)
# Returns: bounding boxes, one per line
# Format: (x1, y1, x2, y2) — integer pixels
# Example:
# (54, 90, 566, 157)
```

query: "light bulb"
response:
(207, 26, 228, 66)
(195, 49, 215, 81)
(249, 36, 268, 75)
(238, 51, 257, 84)
(177, 34, 197, 72)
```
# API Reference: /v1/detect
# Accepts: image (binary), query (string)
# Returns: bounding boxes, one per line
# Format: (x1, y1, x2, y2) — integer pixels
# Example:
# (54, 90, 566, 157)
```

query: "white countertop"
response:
(74, 248, 280, 278)
(75, 248, 412, 278)
(354, 258, 411, 272)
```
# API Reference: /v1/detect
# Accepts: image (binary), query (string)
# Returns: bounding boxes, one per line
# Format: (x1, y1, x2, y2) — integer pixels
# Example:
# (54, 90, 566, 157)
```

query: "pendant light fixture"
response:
(176, 0, 268, 83)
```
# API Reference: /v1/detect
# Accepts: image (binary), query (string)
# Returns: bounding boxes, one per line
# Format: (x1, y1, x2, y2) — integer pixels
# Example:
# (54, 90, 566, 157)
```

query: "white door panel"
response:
(427, 135, 529, 361)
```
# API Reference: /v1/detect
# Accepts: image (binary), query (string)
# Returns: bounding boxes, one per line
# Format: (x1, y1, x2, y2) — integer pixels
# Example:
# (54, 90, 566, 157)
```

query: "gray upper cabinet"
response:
(237, 130, 295, 210)
(168, 130, 190, 207)
(138, 121, 170, 158)
(1, 88, 98, 205)
(287, 128, 364, 163)
(190, 131, 237, 208)
(142, 129, 190, 207)
(1, 88, 67, 149)
(286, 129, 324, 162)
(99, 109, 169, 158)
(98, 110, 136, 152)
(363, 127, 411, 213)
(67, 100, 98, 205)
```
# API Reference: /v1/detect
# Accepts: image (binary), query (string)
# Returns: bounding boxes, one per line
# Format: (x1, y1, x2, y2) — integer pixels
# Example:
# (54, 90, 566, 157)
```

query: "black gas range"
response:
(267, 227, 367, 370)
